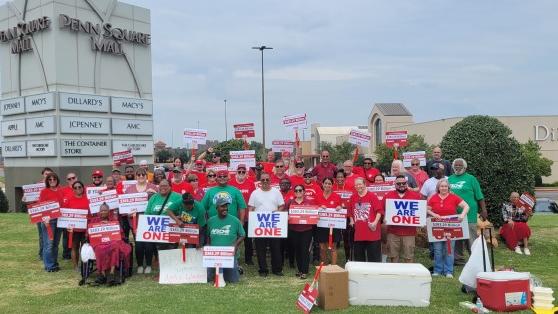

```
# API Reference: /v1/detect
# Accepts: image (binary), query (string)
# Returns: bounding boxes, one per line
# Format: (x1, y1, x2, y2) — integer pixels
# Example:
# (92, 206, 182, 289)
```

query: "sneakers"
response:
(137, 266, 144, 274)
(432, 272, 441, 276)
(515, 246, 523, 255)
(144, 266, 152, 274)
(445, 273, 453, 278)
(524, 248, 531, 256)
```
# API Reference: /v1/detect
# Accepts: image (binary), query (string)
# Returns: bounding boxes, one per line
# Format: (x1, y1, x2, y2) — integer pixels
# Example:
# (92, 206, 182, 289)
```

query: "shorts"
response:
(387, 233, 415, 260)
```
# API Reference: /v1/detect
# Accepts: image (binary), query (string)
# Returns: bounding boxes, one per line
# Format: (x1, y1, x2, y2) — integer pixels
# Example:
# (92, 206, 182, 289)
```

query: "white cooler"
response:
(345, 262, 431, 307)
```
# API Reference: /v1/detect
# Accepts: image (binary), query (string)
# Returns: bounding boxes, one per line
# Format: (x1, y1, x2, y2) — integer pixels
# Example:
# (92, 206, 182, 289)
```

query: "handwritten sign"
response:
(168, 224, 200, 245)
(385, 130, 408, 148)
(348, 129, 371, 146)
(88, 222, 121, 246)
(183, 128, 208, 146)
(22, 183, 45, 202)
(136, 214, 172, 243)
(281, 113, 307, 130)
(289, 205, 319, 225)
(229, 150, 256, 171)
(248, 211, 288, 238)
(402, 151, 426, 167)
(427, 215, 470, 242)
(89, 193, 119, 214)
(272, 140, 294, 153)
(233, 123, 255, 138)
(57, 208, 88, 230)
(317, 208, 347, 229)
(28, 201, 61, 223)
(385, 199, 427, 227)
(158, 249, 207, 284)
(118, 193, 148, 214)
(202, 246, 235, 268)
(112, 149, 134, 166)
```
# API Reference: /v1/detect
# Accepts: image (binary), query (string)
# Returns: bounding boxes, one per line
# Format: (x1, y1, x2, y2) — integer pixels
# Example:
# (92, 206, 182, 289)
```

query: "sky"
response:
(5, 0, 558, 147)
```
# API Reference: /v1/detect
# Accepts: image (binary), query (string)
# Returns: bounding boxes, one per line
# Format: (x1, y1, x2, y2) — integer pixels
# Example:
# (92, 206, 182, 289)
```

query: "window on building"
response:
(374, 118, 382, 147)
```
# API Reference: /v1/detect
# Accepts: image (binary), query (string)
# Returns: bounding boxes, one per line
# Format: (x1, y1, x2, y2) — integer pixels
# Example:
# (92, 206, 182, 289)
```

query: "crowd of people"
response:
(25, 146, 533, 285)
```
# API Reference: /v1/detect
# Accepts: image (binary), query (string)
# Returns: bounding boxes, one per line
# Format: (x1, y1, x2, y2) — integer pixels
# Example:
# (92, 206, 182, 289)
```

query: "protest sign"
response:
(518, 192, 536, 212)
(402, 151, 426, 167)
(282, 113, 307, 130)
(385, 130, 408, 148)
(183, 128, 208, 146)
(57, 208, 88, 230)
(348, 129, 371, 146)
(86, 186, 107, 199)
(89, 193, 119, 214)
(427, 215, 470, 242)
(28, 201, 61, 223)
(168, 224, 200, 245)
(136, 214, 172, 242)
(202, 246, 235, 268)
(367, 182, 395, 200)
(229, 150, 256, 171)
(88, 222, 121, 246)
(233, 123, 255, 139)
(296, 283, 318, 314)
(248, 211, 288, 238)
(121, 180, 137, 192)
(206, 164, 228, 173)
(272, 140, 294, 153)
(385, 199, 427, 227)
(289, 205, 320, 225)
(22, 183, 45, 202)
(118, 193, 148, 214)
(112, 149, 134, 166)
(317, 208, 347, 229)
(158, 249, 207, 284)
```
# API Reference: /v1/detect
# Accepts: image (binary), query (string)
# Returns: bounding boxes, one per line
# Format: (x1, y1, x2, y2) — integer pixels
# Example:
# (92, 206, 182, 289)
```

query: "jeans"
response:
(39, 220, 62, 271)
(207, 257, 240, 283)
(433, 240, 456, 275)
(37, 223, 43, 259)
(353, 240, 382, 262)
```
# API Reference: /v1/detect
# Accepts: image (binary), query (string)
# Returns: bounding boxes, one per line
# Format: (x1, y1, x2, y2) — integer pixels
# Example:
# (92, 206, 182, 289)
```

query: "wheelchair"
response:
(78, 242, 127, 286)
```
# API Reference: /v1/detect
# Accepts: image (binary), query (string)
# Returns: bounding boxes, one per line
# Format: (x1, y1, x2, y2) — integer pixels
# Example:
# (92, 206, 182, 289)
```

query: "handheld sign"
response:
(233, 123, 255, 139)
(183, 128, 208, 146)
(158, 249, 207, 284)
(427, 215, 470, 242)
(206, 164, 228, 173)
(317, 208, 347, 229)
(296, 262, 324, 314)
(229, 150, 256, 171)
(88, 222, 121, 246)
(385, 199, 427, 227)
(518, 192, 535, 214)
(57, 208, 88, 230)
(28, 201, 61, 223)
(385, 130, 408, 148)
(282, 113, 307, 130)
(202, 246, 235, 268)
(121, 180, 138, 192)
(22, 183, 45, 202)
(367, 183, 395, 201)
(86, 186, 107, 199)
(289, 205, 320, 225)
(272, 140, 294, 153)
(88, 193, 119, 214)
(136, 214, 172, 242)
(402, 151, 426, 167)
(118, 192, 148, 214)
(168, 223, 200, 245)
(348, 129, 371, 146)
(112, 149, 134, 166)
(248, 211, 288, 238)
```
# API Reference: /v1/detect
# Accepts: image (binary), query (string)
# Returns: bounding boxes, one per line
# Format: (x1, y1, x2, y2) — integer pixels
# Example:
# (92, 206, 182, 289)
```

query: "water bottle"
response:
(476, 297, 484, 313)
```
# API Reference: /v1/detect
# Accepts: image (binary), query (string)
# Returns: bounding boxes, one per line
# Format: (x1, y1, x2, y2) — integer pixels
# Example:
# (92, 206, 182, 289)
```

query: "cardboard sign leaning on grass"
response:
(289, 205, 320, 225)
(296, 262, 324, 314)
(88, 221, 121, 246)
(248, 211, 288, 238)
(385, 199, 427, 227)
(22, 182, 45, 202)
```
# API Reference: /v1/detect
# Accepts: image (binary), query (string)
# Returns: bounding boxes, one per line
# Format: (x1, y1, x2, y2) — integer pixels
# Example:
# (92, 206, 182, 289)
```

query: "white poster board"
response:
(88, 193, 119, 214)
(183, 128, 208, 146)
(281, 113, 307, 130)
(348, 129, 371, 146)
(202, 246, 235, 268)
(402, 151, 426, 167)
(247, 211, 288, 238)
(22, 183, 45, 202)
(118, 193, 148, 214)
(385, 199, 427, 227)
(158, 249, 207, 284)
(229, 150, 256, 171)
(317, 208, 347, 229)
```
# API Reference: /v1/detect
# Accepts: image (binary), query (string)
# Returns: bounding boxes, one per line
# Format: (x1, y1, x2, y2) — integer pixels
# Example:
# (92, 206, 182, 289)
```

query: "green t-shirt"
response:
(201, 185, 247, 219)
(176, 201, 207, 227)
(206, 214, 245, 256)
(144, 192, 183, 216)
(448, 173, 484, 222)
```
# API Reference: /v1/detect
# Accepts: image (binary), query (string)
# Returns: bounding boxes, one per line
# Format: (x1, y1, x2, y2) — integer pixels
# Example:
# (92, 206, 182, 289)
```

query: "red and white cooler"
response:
(476, 271, 531, 312)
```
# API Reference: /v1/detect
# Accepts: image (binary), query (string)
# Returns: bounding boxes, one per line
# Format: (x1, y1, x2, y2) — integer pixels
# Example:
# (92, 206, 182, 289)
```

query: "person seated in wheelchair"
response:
(87, 202, 132, 285)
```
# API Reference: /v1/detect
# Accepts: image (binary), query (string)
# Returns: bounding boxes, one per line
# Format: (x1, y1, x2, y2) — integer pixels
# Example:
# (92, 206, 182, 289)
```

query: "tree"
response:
(0, 188, 9, 213)
(155, 150, 172, 163)
(208, 139, 245, 163)
(374, 134, 434, 174)
(440, 115, 534, 227)
(320, 142, 357, 166)
(521, 140, 553, 186)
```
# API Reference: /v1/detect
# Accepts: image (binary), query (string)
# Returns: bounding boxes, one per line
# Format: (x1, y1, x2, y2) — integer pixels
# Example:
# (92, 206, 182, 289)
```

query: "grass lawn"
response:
(0, 213, 556, 313)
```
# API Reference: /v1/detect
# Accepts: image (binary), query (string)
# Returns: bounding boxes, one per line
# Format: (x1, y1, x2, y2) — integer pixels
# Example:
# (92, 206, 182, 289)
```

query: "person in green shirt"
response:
(177, 192, 207, 247)
(206, 196, 245, 283)
(448, 158, 487, 265)
(201, 170, 247, 221)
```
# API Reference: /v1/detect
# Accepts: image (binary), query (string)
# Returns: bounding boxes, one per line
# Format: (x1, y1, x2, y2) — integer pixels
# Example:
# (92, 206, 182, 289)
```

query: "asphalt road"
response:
(535, 189, 558, 201)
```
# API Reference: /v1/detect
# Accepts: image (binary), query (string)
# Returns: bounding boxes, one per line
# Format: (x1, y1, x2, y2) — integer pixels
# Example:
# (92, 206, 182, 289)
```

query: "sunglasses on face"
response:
(261, 178, 270, 182)
(48, 178, 57, 181)
(322, 156, 329, 158)
(217, 175, 228, 179)
(295, 165, 304, 168)
(189, 179, 198, 182)
(363, 162, 372, 165)
(275, 165, 284, 168)
(304, 176, 312, 179)
(66, 176, 76, 181)
(136, 173, 146, 177)
(207, 174, 216, 178)
(237, 171, 246, 174)
(73, 186, 83, 190)
(280, 182, 290, 185)
(294, 189, 304, 193)
(92, 176, 102, 179)
(411, 163, 420, 166)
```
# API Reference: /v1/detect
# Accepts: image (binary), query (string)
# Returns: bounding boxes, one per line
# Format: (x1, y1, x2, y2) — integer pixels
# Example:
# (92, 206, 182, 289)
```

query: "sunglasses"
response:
(73, 186, 83, 190)
(92, 176, 102, 179)
(303, 175, 312, 178)
(411, 163, 420, 166)
(363, 162, 372, 165)
(66, 176, 76, 181)
(295, 165, 304, 168)
(136, 173, 146, 177)
(275, 165, 284, 168)
(237, 171, 246, 174)
(48, 178, 57, 181)
(207, 174, 216, 178)
(396, 182, 407, 186)
(294, 189, 304, 192)
(322, 155, 329, 158)
(261, 178, 270, 182)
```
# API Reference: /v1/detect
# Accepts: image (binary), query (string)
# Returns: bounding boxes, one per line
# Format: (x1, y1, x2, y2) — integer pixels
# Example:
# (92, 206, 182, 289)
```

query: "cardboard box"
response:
(318, 265, 349, 310)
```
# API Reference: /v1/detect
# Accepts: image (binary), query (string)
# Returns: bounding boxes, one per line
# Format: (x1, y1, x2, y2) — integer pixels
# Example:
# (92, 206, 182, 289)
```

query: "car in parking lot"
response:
(534, 198, 558, 214)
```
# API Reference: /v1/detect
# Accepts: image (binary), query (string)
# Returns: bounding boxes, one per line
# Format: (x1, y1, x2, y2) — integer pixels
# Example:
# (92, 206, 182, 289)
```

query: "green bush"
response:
(441, 115, 534, 227)
(0, 188, 9, 213)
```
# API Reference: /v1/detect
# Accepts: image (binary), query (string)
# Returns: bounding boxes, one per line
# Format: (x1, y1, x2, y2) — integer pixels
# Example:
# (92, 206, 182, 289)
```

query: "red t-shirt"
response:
(361, 167, 381, 185)
(287, 198, 316, 232)
(427, 193, 463, 217)
(333, 185, 353, 209)
(316, 192, 342, 209)
(260, 162, 275, 174)
(281, 190, 295, 204)
(344, 174, 358, 190)
(289, 174, 305, 187)
(352, 166, 365, 178)
(271, 173, 289, 185)
(39, 187, 65, 205)
(311, 162, 337, 183)
(60, 186, 73, 204)
(349, 191, 384, 241)
(303, 182, 323, 201)
(190, 170, 208, 186)
(383, 190, 422, 236)
(171, 181, 194, 195)
(230, 176, 256, 204)
(64, 194, 90, 231)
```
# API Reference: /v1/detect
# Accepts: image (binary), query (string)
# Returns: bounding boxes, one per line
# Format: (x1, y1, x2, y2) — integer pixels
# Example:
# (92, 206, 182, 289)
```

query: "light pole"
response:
(224, 99, 228, 140)
(252, 45, 273, 148)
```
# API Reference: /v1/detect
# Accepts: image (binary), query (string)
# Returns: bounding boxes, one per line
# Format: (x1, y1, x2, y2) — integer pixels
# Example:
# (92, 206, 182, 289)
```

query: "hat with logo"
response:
(92, 169, 104, 177)
(215, 196, 231, 206)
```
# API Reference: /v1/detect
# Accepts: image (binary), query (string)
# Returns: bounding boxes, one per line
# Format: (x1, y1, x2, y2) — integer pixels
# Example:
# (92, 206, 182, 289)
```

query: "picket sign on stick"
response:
(296, 262, 324, 313)
(68, 230, 73, 249)
(328, 227, 333, 250)
(182, 243, 186, 263)
(215, 267, 220, 288)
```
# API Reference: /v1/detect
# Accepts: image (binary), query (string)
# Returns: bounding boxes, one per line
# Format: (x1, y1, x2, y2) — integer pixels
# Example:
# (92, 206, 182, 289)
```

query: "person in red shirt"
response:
(360, 157, 381, 186)
(316, 178, 343, 265)
(383, 175, 422, 263)
(203, 170, 218, 192)
(289, 160, 305, 187)
(286, 185, 316, 279)
(349, 178, 384, 262)
(333, 169, 354, 262)
(116, 165, 135, 194)
(310, 150, 338, 184)
(407, 158, 429, 190)
(426, 179, 469, 277)
(342, 160, 359, 190)
(302, 171, 322, 201)
(62, 172, 78, 201)
(186, 173, 205, 201)
(271, 160, 289, 185)
(260, 150, 276, 174)
(38, 172, 65, 272)
(279, 178, 296, 268)
(230, 164, 256, 265)
(170, 167, 194, 195)
(60, 172, 78, 259)
(63, 180, 89, 270)
(190, 160, 208, 186)
(90, 169, 105, 187)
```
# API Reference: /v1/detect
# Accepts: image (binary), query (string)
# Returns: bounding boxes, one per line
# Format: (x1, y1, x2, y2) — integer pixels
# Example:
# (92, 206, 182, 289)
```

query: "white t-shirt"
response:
(420, 176, 447, 199)
(248, 188, 285, 212)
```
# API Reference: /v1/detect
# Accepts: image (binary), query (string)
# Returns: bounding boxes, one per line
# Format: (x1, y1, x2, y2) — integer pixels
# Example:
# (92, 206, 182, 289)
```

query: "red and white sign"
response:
(317, 208, 347, 229)
(518, 192, 536, 212)
(28, 201, 61, 224)
(385, 199, 427, 227)
(89, 193, 119, 214)
(296, 283, 319, 313)
(112, 149, 134, 166)
(88, 222, 121, 246)
(367, 182, 395, 200)
(229, 150, 256, 171)
(348, 129, 371, 146)
(272, 140, 294, 153)
(206, 164, 228, 173)
(202, 246, 235, 268)
(289, 205, 320, 225)
(22, 183, 45, 203)
(86, 186, 107, 199)
(282, 113, 307, 130)
(121, 180, 137, 192)
(233, 123, 255, 139)
(118, 192, 148, 214)
(168, 224, 200, 245)
(402, 151, 426, 167)
(183, 128, 208, 146)
(385, 130, 408, 148)
(57, 208, 89, 230)
(427, 215, 470, 242)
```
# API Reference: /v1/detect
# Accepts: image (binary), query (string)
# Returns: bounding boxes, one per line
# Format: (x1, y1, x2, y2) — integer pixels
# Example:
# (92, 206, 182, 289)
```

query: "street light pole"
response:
(224, 99, 228, 141)
(252, 45, 273, 148)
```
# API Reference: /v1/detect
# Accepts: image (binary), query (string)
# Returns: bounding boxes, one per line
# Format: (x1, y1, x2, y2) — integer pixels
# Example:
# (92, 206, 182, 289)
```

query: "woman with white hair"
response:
(391, 160, 418, 191)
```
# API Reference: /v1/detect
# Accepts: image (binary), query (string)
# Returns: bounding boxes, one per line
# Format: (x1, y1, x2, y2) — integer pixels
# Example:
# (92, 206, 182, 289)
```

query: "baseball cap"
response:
(92, 169, 104, 177)
(173, 167, 182, 173)
(429, 163, 440, 170)
(215, 196, 230, 206)
(212, 152, 222, 157)
(237, 164, 247, 170)
(195, 160, 204, 165)
(295, 161, 304, 167)
(216, 170, 229, 177)
(139, 160, 148, 166)
(182, 193, 194, 204)
(111, 168, 121, 173)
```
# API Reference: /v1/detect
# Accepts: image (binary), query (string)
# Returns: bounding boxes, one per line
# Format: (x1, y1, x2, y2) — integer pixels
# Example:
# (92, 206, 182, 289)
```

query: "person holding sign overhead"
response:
(38, 172, 65, 272)
(316, 177, 343, 265)
(286, 185, 315, 279)
(426, 179, 469, 277)
(206, 196, 246, 284)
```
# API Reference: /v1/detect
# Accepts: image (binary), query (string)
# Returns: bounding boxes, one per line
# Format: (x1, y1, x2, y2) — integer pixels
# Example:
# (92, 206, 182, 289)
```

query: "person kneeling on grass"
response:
(206, 196, 245, 284)
(88, 203, 132, 286)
